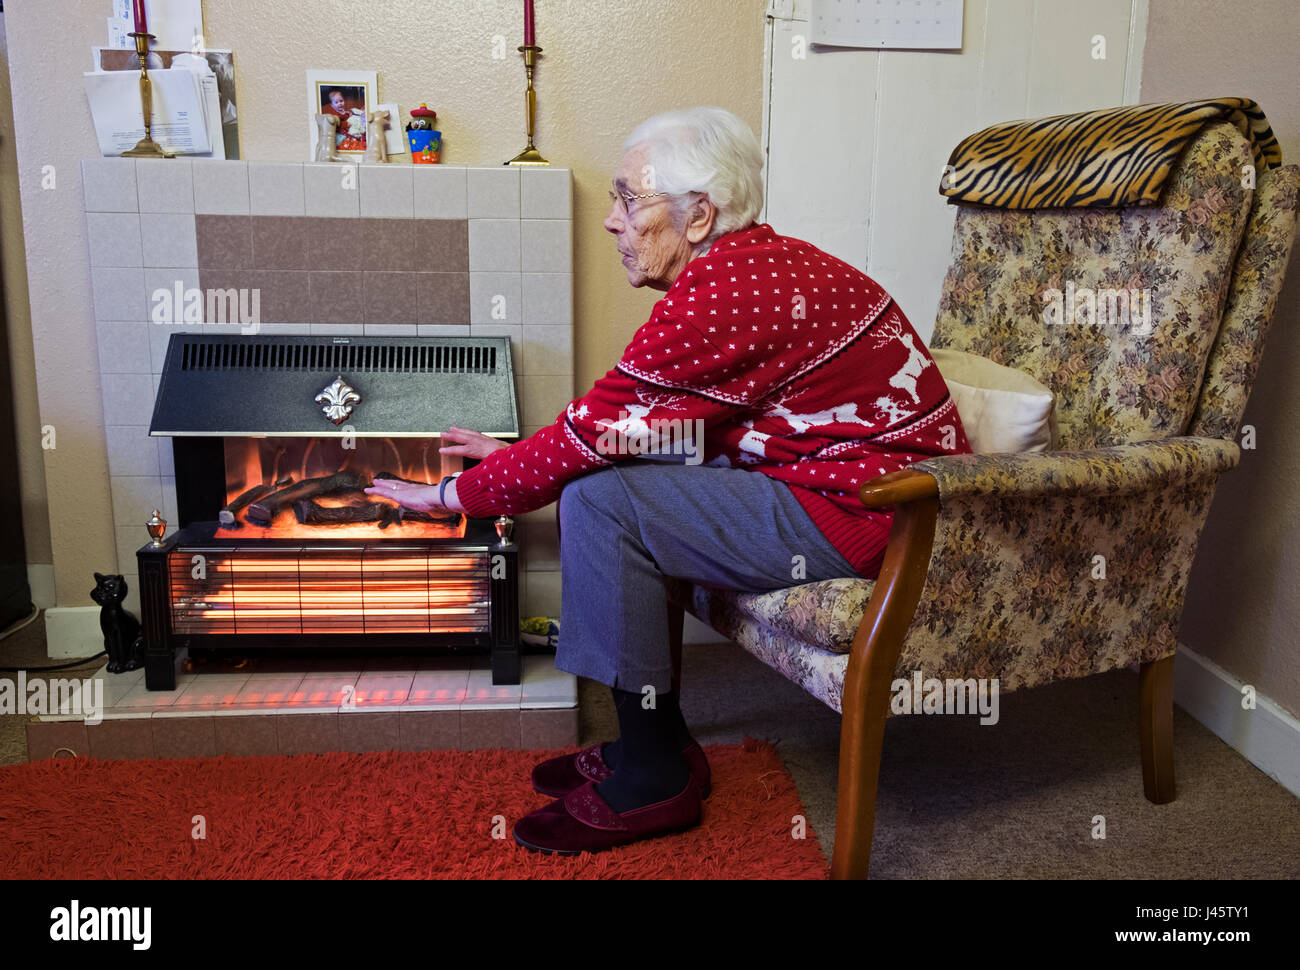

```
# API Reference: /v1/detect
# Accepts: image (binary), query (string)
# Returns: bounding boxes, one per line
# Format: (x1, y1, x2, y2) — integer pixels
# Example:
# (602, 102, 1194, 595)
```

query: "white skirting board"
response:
(1174, 642, 1300, 798)
(26, 563, 56, 610)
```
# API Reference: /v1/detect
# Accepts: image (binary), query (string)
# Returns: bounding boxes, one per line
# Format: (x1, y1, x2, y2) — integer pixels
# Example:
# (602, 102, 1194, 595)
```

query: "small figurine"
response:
(365, 109, 390, 163)
(406, 103, 441, 164)
(314, 113, 340, 162)
(91, 573, 145, 673)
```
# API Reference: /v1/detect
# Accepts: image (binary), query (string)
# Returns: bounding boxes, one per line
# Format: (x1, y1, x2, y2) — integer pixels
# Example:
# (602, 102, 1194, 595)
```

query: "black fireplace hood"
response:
(149, 334, 520, 438)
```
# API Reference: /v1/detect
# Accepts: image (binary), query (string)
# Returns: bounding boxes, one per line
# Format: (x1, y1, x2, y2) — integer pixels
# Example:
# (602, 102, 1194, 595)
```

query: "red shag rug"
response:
(0, 738, 828, 879)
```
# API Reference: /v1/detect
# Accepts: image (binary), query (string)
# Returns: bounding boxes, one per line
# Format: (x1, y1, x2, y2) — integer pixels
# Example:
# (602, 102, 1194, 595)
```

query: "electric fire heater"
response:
(136, 334, 523, 690)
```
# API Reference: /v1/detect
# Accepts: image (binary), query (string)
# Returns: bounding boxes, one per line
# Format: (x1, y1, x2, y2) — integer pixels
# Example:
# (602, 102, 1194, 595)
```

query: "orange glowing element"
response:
(169, 549, 491, 636)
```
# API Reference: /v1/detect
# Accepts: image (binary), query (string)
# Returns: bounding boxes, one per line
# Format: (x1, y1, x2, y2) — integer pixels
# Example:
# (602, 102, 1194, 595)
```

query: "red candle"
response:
(524, 0, 535, 46)
(132, 0, 148, 34)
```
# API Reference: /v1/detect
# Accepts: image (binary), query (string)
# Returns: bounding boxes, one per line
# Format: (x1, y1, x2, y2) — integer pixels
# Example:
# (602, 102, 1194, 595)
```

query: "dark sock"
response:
(596, 688, 692, 812)
(602, 690, 693, 770)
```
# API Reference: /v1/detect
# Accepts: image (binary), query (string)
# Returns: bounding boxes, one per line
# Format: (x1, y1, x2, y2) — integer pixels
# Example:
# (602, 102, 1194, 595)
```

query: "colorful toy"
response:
(406, 103, 441, 163)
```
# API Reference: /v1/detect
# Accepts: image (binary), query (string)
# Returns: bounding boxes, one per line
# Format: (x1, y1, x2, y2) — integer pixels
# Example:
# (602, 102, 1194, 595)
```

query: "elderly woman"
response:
(369, 106, 971, 855)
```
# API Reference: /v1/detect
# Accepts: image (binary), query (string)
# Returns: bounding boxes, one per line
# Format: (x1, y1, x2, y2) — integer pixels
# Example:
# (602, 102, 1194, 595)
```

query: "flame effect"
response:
(216, 437, 465, 540)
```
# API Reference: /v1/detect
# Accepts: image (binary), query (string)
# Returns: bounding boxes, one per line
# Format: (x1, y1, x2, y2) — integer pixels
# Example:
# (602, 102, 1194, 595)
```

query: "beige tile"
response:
(82, 158, 138, 213)
(86, 212, 143, 267)
(104, 425, 161, 477)
(522, 220, 572, 273)
(520, 374, 577, 426)
(360, 165, 414, 218)
(141, 213, 198, 268)
(519, 325, 572, 376)
(469, 272, 521, 325)
(91, 266, 147, 321)
(413, 165, 467, 219)
(467, 166, 520, 218)
(305, 162, 360, 217)
(97, 321, 152, 375)
(468, 220, 521, 272)
(136, 158, 194, 213)
(522, 273, 572, 326)
(193, 159, 250, 215)
(521, 167, 572, 220)
(248, 162, 305, 215)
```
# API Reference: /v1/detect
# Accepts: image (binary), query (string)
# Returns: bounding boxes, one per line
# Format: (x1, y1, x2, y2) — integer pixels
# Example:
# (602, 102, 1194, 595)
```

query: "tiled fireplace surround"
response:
(42, 158, 580, 758)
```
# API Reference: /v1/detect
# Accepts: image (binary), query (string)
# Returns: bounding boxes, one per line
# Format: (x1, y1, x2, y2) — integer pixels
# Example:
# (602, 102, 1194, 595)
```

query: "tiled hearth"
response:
(27, 654, 576, 759)
(82, 157, 573, 620)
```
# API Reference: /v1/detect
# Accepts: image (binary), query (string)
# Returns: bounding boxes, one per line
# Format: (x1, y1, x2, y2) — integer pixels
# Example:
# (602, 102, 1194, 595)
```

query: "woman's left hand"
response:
(365, 478, 463, 514)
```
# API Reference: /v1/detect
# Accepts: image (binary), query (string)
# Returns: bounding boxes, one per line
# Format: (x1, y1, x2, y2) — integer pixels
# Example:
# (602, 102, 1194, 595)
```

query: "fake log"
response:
(219, 476, 295, 527)
(246, 472, 366, 527)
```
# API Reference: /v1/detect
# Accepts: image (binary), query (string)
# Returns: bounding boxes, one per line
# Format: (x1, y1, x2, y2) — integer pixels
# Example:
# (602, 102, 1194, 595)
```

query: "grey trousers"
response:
(555, 459, 859, 693)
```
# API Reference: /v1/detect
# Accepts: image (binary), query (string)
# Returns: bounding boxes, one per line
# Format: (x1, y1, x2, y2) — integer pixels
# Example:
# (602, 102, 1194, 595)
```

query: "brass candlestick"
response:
(505, 45, 549, 166)
(122, 31, 174, 159)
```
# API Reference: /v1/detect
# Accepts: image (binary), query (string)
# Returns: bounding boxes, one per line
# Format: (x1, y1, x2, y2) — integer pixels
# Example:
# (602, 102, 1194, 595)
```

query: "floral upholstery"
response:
(1189, 164, 1300, 439)
(667, 119, 1299, 716)
(932, 120, 1255, 450)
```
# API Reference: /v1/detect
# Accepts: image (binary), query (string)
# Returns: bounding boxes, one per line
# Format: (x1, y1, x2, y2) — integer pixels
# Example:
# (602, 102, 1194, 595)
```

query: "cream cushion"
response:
(930, 348, 1057, 454)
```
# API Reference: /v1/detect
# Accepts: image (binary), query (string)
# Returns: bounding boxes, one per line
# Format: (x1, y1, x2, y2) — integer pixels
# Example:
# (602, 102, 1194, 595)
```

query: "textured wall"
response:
(0, 16, 52, 572)
(1141, 0, 1300, 717)
(3, 0, 766, 609)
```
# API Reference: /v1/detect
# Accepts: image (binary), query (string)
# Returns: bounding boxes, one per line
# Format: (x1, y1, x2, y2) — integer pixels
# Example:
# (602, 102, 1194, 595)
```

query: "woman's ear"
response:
(685, 197, 717, 245)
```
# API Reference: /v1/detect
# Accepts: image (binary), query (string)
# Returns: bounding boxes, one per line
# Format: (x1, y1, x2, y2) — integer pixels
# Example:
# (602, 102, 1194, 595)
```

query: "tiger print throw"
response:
(940, 98, 1281, 210)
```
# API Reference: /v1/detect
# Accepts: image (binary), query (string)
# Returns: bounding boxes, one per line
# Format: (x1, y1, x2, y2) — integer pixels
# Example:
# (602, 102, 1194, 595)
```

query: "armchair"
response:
(664, 119, 1300, 878)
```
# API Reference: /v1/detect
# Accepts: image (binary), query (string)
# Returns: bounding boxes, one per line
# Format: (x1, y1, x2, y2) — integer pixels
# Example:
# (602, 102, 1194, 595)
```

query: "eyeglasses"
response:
(608, 188, 671, 218)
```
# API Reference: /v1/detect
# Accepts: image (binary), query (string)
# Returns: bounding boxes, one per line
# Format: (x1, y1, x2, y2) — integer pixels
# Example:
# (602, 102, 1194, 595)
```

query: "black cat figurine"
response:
(90, 573, 145, 674)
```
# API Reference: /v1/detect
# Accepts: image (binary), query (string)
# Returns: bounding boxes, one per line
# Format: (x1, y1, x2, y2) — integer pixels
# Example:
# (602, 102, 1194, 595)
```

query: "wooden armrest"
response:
(858, 468, 940, 508)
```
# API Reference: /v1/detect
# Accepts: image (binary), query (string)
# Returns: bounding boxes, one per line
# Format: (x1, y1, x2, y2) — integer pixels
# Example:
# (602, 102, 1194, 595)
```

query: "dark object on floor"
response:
(89, 573, 144, 673)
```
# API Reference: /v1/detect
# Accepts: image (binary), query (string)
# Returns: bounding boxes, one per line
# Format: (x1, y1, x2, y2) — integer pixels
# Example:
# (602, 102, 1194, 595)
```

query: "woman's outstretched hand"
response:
(364, 478, 456, 513)
(440, 427, 510, 460)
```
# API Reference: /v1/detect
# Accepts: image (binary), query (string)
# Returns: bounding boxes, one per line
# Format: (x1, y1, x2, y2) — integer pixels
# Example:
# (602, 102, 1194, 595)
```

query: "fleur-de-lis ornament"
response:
(315, 375, 361, 425)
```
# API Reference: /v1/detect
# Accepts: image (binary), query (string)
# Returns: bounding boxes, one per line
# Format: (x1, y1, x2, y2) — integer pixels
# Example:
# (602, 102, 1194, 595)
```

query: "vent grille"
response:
(179, 340, 498, 375)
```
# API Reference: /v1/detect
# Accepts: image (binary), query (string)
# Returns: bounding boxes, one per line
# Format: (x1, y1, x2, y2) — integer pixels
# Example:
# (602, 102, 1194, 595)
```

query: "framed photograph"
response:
(306, 70, 378, 159)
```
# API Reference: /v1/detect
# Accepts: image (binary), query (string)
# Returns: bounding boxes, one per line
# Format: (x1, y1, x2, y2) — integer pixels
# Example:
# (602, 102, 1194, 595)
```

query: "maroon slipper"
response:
(513, 777, 703, 855)
(531, 741, 712, 799)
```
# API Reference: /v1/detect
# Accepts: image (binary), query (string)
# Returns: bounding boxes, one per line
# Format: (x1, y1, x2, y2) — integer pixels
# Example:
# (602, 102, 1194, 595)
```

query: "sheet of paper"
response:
(84, 69, 212, 156)
(809, 0, 964, 50)
(93, 48, 240, 159)
(108, 0, 206, 52)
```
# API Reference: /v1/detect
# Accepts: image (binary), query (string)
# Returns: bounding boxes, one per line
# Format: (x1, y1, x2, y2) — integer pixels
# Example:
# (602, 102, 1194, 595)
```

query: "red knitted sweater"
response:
(455, 223, 972, 579)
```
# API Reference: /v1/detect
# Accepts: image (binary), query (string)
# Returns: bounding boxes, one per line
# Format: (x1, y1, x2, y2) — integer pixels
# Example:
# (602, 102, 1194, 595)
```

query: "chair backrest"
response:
(930, 120, 1278, 450)
(1186, 162, 1300, 440)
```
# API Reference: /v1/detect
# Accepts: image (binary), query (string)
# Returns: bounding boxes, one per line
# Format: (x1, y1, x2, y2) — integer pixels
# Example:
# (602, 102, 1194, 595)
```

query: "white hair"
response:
(622, 106, 764, 245)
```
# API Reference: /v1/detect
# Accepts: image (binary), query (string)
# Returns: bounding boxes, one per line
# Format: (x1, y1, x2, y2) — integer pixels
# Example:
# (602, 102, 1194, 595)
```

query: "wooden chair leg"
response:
(831, 491, 939, 879)
(1139, 654, 1176, 803)
(667, 596, 685, 695)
